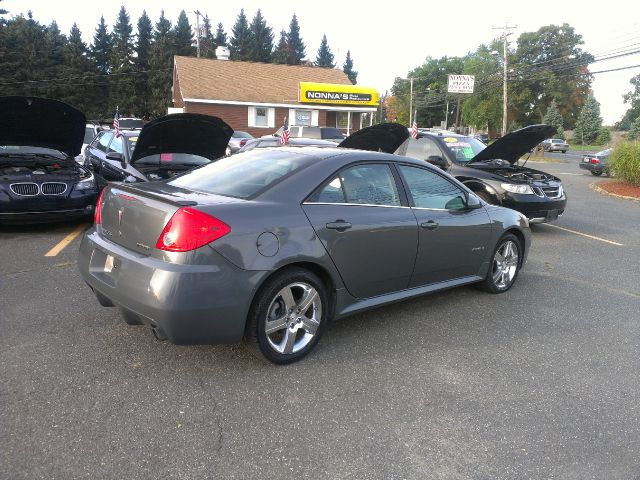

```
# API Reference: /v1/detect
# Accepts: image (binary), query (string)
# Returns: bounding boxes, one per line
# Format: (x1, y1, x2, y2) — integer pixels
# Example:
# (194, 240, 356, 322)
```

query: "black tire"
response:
(245, 268, 329, 364)
(591, 170, 602, 176)
(476, 233, 522, 294)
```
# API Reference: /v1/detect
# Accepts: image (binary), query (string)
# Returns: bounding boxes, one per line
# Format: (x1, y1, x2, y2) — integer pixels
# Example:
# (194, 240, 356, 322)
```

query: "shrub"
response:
(629, 117, 640, 141)
(610, 141, 640, 186)
(596, 127, 611, 145)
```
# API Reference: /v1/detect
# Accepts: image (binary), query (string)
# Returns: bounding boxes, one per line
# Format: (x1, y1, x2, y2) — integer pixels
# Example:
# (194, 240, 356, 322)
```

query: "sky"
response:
(4, 0, 640, 124)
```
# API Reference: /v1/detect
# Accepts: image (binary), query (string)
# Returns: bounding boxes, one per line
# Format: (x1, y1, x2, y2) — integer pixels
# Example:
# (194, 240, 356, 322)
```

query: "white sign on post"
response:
(447, 74, 475, 94)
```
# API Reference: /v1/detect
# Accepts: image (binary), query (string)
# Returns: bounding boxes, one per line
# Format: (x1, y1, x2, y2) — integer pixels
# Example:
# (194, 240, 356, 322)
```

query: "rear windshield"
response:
(439, 136, 487, 163)
(169, 150, 312, 198)
(321, 128, 344, 140)
(232, 131, 253, 139)
(119, 118, 144, 129)
(551, 139, 565, 143)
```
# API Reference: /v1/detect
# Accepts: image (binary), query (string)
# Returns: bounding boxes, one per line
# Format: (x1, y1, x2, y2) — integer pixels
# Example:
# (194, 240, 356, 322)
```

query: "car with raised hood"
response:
(396, 125, 567, 223)
(84, 113, 233, 186)
(79, 122, 531, 364)
(0, 96, 99, 224)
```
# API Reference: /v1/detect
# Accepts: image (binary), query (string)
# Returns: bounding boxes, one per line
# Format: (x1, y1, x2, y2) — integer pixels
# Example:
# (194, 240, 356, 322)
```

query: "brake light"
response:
(94, 188, 105, 224)
(591, 158, 600, 164)
(155, 207, 231, 252)
(239, 139, 248, 147)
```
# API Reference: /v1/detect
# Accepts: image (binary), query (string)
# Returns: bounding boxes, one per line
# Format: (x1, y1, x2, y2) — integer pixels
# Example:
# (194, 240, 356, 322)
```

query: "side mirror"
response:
(427, 155, 448, 170)
(466, 193, 483, 210)
(106, 151, 127, 170)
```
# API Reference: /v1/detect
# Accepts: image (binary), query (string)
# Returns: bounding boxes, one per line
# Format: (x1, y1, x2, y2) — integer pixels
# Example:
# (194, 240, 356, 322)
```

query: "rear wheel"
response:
(591, 170, 602, 176)
(245, 268, 329, 364)
(477, 234, 522, 293)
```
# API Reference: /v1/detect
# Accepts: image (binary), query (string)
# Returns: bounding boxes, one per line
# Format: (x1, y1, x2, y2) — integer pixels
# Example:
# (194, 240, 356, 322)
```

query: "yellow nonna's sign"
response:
(299, 82, 379, 106)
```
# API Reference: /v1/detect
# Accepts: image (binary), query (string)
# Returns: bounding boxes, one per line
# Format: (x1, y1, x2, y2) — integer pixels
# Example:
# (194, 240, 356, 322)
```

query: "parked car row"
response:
(2, 95, 568, 364)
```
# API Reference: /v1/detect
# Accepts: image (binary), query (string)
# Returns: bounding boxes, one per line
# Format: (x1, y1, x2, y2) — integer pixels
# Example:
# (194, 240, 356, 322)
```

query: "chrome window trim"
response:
(302, 202, 410, 209)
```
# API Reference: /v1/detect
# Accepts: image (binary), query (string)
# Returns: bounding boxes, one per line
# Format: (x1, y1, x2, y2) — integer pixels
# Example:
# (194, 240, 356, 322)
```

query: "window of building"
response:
(336, 112, 349, 129)
(248, 107, 275, 128)
(294, 110, 312, 126)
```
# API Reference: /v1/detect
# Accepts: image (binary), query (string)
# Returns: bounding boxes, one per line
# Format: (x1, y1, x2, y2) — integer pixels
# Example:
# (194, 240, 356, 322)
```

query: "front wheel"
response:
(477, 234, 522, 293)
(245, 268, 329, 364)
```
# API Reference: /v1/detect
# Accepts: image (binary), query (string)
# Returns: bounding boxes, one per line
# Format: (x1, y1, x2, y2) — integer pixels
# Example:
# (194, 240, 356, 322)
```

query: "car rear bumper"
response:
(579, 162, 601, 172)
(78, 229, 266, 344)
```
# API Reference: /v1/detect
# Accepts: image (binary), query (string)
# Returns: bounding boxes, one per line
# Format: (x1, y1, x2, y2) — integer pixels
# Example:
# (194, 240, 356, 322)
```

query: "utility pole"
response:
(492, 23, 516, 136)
(194, 10, 202, 58)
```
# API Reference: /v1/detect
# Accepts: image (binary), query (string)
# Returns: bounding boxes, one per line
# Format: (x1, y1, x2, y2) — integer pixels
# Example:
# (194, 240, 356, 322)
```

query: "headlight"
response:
(76, 172, 96, 190)
(501, 183, 534, 195)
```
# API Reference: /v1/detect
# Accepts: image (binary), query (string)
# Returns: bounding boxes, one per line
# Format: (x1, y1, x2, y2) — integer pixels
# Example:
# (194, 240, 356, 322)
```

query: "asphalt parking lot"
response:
(1, 159, 639, 480)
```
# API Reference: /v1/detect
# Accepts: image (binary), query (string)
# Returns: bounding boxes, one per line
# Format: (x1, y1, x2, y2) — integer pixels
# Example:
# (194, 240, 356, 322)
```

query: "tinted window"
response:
(232, 131, 253, 139)
(84, 127, 96, 144)
(97, 132, 113, 152)
(118, 118, 144, 129)
(304, 127, 321, 139)
(108, 135, 123, 154)
(399, 165, 466, 210)
(314, 177, 346, 203)
(169, 150, 312, 199)
(405, 137, 444, 160)
(339, 164, 401, 206)
(320, 128, 344, 140)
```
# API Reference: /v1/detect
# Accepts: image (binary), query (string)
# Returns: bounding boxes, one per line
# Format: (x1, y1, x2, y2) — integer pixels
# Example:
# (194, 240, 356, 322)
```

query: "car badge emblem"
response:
(118, 208, 124, 226)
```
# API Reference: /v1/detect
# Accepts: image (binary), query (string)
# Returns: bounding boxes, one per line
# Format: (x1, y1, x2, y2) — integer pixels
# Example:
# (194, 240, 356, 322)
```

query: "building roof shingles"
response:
(174, 56, 353, 104)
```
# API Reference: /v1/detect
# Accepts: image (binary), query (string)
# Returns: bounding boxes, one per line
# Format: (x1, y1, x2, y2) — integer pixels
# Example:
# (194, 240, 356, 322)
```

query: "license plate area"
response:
(89, 248, 119, 287)
(546, 209, 559, 221)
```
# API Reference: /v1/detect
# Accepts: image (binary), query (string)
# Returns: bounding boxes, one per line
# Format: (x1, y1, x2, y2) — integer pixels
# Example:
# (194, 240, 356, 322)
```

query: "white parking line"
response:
(544, 224, 623, 246)
(44, 223, 88, 257)
(555, 172, 583, 176)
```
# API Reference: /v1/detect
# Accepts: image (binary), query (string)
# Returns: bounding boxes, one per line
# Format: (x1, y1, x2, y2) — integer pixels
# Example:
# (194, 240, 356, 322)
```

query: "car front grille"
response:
(10, 183, 39, 196)
(41, 182, 67, 195)
(540, 185, 563, 198)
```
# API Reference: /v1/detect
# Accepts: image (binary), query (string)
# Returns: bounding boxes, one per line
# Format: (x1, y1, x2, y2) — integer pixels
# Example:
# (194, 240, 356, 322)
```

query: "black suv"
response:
(395, 125, 566, 223)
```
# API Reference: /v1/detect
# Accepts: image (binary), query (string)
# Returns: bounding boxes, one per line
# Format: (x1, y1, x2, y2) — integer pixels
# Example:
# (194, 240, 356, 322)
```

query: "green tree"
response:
(272, 30, 289, 64)
(90, 16, 111, 74)
(148, 10, 174, 117)
(110, 6, 135, 114)
(174, 10, 194, 57)
(200, 15, 216, 59)
(573, 94, 602, 144)
(315, 34, 335, 68)
(229, 9, 251, 61)
(63, 23, 100, 115)
(134, 11, 153, 118)
(619, 74, 640, 130)
(343, 50, 357, 84)
(512, 23, 594, 129)
(247, 9, 273, 62)
(214, 22, 227, 47)
(628, 117, 640, 140)
(285, 14, 305, 65)
(542, 98, 565, 138)
(42, 21, 66, 100)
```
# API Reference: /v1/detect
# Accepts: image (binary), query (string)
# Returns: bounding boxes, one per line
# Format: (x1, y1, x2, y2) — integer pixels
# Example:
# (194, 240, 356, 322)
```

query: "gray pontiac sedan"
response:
(79, 123, 531, 364)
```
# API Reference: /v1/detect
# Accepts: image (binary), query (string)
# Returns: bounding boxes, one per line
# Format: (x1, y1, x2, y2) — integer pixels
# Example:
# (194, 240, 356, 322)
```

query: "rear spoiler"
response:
(107, 183, 197, 207)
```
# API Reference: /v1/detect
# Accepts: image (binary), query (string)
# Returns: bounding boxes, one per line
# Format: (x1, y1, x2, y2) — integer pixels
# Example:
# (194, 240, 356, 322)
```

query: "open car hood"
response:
(469, 124, 557, 164)
(0, 96, 86, 157)
(130, 113, 233, 163)
(339, 123, 410, 154)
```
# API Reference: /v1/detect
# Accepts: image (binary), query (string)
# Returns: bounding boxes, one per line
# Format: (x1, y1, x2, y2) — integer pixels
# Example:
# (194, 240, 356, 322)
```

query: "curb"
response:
(589, 182, 640, 202)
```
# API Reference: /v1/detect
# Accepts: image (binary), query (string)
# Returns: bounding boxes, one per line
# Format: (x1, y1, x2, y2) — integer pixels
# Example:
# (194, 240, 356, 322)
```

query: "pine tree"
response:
(229, 9, 251, 61)
(174, 10, 194, 57)
(110, 6, 135, 114)
(542, 98, 565, 139)
(63, 23, 99, 115)
(315, 34, 335, 68)
(273, 30, 289, 64)
(628, 117, 640, 141)
(247, 9, 273, 63)
(134, 11, 153, 118)
(148, 11, 175, 117)
(285, 14, 305, 65)
(90, 16, 111, 74)
(200, 15, 216, 59)
(343, 50, 357, 84)
(42, 21, 66, 100)
(573, 94, 602, 144)
(214, 22, 227, 48)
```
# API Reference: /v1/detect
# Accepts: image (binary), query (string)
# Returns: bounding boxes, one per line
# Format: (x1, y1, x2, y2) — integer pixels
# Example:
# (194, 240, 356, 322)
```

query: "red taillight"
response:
(155, 207, 231, 252)
(591, 158, 600, 164)
(94, 189, 105, 224)
(239, 139, 248, 147)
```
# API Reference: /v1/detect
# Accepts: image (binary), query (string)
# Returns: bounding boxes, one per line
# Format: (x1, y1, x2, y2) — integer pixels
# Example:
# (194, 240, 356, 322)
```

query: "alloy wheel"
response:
(264, 282, 322, 355)
(492, 240, 519, 289)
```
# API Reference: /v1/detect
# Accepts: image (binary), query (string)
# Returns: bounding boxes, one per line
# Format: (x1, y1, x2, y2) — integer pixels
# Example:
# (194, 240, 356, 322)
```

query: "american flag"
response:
(113, 109, 121, 137)
(280, 117, 290, 145)
(411, 110, 418, 139)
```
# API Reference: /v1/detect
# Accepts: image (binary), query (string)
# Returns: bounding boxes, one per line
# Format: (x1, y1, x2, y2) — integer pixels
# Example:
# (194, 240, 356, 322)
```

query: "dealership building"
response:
(171, 55, 379, 137)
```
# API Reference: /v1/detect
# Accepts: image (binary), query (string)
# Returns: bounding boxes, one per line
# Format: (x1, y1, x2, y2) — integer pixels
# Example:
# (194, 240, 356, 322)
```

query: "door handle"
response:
(420, 220, 439, 230)
(326, 221, 352, 231)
